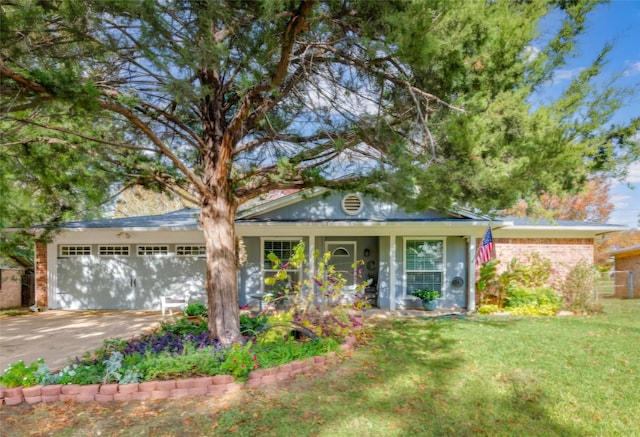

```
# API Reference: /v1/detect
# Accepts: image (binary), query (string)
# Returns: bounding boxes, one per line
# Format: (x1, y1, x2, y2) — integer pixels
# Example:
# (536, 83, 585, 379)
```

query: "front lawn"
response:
(2, 298, 639, 436)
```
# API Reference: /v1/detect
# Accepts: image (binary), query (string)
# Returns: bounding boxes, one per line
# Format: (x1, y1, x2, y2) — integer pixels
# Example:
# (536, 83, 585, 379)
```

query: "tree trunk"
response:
(200, 195, 241, 345)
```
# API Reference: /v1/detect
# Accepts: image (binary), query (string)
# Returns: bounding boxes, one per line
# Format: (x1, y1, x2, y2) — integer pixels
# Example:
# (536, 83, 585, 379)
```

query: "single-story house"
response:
(31, 189, 623, 311)
(610, 244, 640, 298)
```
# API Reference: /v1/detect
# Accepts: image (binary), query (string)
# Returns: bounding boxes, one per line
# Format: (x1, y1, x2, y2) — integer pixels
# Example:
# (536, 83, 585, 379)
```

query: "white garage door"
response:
(56, 244, 206, 310)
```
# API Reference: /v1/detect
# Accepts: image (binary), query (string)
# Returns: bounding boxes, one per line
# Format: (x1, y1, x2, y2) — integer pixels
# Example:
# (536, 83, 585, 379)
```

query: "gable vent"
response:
(342, 194, 363, 215)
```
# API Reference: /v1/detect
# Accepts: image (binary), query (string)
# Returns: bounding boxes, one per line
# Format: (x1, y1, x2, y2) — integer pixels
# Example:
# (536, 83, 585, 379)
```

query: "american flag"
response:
(476, 227, 494, 266)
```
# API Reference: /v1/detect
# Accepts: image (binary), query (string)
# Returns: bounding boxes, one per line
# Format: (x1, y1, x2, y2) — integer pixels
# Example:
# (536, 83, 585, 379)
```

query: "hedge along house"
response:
(31, 189, 623, 312)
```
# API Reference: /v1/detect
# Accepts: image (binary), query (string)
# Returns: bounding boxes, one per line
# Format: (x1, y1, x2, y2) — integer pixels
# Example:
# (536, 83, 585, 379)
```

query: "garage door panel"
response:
(133, 256, 206, 306)
(57, 257, 135, 309)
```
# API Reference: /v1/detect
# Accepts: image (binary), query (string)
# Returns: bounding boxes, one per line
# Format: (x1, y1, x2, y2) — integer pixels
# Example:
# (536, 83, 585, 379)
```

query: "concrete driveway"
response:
(0, 311, 163, 372)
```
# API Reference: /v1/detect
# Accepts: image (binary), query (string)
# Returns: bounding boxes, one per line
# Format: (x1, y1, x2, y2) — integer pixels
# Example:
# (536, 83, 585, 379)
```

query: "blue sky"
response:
(538, 1, 640, 228)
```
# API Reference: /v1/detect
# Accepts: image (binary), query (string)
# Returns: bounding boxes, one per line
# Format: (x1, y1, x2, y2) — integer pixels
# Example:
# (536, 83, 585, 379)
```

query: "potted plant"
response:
(184, 302, 207, 321)
(411, 288, 441, 311)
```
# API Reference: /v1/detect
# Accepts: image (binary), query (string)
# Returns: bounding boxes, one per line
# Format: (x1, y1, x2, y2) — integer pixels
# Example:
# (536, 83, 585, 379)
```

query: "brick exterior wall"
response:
(0, 269, 22, 309)
(35, 242, 48, 308)
(490, 238, 594, 284)
(613, 254, 640, 298)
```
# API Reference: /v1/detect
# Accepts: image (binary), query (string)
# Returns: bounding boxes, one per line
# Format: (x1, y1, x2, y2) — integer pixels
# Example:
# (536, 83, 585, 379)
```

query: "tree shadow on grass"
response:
(219, 317, 589, 436)
(0, 317, 590, 436)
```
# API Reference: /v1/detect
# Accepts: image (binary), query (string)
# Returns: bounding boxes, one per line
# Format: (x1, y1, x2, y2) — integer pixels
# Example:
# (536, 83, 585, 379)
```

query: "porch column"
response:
(307, 232, 316, 292)
(467, 236, 476, 311)
(390, 234, 397, 311)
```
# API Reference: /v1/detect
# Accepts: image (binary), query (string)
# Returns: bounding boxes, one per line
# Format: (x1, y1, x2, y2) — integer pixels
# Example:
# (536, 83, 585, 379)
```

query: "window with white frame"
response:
(137, 245, 169, 256)
(98, 245, 130, 256)
(262, 239, 302, 293)
(59, 245, 92, 257)
(176, 245, 206, 257)
(404, 239, 444, 296)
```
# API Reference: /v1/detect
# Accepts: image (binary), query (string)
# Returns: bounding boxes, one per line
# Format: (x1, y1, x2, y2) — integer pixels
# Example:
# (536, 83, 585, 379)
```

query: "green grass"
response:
(2, 299, 639, 436)
(0, 307, 30, 317)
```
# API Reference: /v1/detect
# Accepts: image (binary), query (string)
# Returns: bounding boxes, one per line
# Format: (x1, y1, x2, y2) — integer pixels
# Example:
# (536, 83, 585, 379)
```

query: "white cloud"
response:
(524, 45, 541, 62)
(552, 67, 584, 83)
(610, 194, 630, 209)
(624, 161, 640, 184)
(623, 61, 640, 77)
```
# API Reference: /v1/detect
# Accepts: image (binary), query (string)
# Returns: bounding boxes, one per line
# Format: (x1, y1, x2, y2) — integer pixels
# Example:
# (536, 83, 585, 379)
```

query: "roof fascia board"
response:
(610, 244, 640, 256)
(235, 220, 509, 237)
(494, 226, 623, 239)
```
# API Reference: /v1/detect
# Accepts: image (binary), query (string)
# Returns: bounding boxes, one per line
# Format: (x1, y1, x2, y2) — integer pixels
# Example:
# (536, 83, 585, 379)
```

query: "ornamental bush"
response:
(264, 242, 368, 342)
(560, 259, 602, 314)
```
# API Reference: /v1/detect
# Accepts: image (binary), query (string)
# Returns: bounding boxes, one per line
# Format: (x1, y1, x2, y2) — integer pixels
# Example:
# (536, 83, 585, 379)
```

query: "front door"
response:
(325, 241, 357, 290)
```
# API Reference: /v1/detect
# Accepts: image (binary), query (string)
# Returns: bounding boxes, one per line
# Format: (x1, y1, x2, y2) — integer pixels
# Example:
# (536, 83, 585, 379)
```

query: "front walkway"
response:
(0, 310, 162, 372)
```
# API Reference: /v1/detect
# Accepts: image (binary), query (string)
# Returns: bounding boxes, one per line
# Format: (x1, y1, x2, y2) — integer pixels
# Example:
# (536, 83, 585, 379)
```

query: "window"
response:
(59, 245, 92, 257)
(262, 239, 302, 293)
(176, 245, 206, 257)
(332, 247, 350, 257)
(98, 245, 130, 256)
(137, 245, 169, 256)
(404, 239, 444, 296)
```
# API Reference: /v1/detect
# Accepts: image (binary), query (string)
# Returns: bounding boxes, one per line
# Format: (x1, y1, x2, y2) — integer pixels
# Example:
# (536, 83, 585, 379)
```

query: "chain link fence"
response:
(596, 270, 634, 299)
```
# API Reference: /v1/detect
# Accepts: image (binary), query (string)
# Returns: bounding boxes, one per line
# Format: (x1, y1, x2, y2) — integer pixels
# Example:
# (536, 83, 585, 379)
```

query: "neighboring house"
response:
(0, 257, 26, 309)
(31, 189, 623, 312)
(610, 245, 640, 298)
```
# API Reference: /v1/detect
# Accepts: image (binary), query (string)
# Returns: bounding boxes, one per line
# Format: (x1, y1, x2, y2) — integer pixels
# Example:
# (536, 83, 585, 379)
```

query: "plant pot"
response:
(422, 300, 437, 311)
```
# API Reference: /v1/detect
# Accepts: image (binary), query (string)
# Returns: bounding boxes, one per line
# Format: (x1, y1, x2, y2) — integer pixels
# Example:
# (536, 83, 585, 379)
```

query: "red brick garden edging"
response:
(0, 338, 355, 407)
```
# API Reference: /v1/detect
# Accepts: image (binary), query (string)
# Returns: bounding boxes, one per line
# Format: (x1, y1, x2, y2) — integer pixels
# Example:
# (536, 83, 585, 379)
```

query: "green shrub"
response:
(103, 351, 142, 384)
(56, 363, 104, 385)
(240, 312, 270, 336)
(509, 303, 560, 316)
(505, 286, 561, 312)
(561, 259, 602, 313)
(184, 302, 207, 317)
(220, 342, 260, 381)
(257, 337, 339, 368)
(160, 316, 209, 336)
(477, 304, 501, 315)
(264, 242, 368, 342)
(411, 289, 441, 302)
(138, 348, 223, 381)
(504, 285, 539, 307)
(478, 253, 559, 313)
(0, 360, 41, 387)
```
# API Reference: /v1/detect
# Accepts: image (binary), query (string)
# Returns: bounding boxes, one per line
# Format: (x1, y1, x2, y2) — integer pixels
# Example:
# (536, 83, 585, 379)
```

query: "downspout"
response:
(307, 231, 316, 295)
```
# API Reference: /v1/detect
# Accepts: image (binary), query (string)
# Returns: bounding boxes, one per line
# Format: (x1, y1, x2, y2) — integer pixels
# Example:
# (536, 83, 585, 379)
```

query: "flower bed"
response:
(0, 342, 355, 406)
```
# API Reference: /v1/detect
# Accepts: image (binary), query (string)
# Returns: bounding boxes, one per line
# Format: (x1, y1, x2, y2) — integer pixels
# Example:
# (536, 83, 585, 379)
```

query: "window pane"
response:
(98, 245, 129, 256)
(137, 245, 169, 255)
(263, 240, 296, 269)
(407, 272, 442, 294)
(263, 240, 301, 293)
(405, 240, 443, 271)
(176, 245, 206, 256)
(60, 245, 91, 257)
